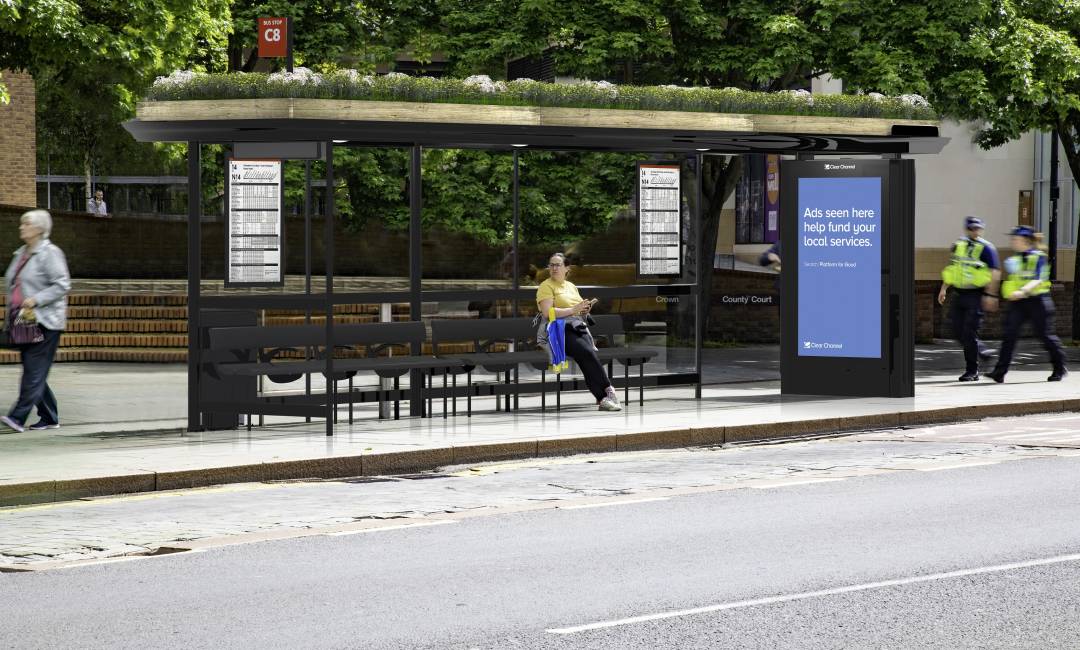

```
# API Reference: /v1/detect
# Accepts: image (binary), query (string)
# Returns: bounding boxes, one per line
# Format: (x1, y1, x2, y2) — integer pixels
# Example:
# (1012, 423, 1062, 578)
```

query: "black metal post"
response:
(324, 141, 335, 436)
(694, 153, 704, 399)
(1050, 130, 1060, 281)
(187, 141, 202, 431)
(512, 150, 520, 317)
(409, 145, 424, 416)
(304, 160, 312, 421)
(286, 17, 294, 73)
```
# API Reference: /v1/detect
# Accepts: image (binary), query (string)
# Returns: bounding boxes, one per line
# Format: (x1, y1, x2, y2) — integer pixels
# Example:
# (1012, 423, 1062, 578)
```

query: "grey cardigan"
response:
(4, 239, 71, 331)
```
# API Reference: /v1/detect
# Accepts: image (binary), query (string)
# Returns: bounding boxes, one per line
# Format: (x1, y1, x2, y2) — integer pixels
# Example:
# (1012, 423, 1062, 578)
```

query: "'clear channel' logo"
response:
(823, 163, 856, 171)
(803, 340, 843, 350)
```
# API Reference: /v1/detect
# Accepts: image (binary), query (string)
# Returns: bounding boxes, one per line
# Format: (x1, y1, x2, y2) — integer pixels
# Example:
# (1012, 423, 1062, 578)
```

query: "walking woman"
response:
(985, 226, 1067, 383)
(536, 253, 622, 411)
(1, 210, 70, 432)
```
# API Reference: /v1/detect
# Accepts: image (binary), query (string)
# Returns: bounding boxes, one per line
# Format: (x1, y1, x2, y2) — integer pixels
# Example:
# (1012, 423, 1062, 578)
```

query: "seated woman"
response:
(536, 253, 622, 412)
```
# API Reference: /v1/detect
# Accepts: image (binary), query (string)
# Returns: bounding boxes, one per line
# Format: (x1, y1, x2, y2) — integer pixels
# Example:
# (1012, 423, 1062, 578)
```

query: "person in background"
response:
(1, 210, 71, 433)
(938, 216, 1000, 381)
(87, 189, 107, 217)
(985, 226, 1067, 383)
(758, 240, 781, 292)
(536, 253, 622, 412)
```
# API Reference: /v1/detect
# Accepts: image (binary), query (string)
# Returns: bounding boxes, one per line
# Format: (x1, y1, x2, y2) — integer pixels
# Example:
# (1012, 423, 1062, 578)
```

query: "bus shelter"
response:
(124, 94, 946, 436)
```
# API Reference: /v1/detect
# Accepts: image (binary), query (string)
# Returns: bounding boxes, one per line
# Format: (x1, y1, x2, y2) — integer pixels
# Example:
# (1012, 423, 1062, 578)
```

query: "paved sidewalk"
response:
(0, 342, 1077, 505)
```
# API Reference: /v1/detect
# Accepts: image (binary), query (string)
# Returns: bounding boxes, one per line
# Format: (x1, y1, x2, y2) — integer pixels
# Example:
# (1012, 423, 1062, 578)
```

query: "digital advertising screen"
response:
(796, 176, 882, 359)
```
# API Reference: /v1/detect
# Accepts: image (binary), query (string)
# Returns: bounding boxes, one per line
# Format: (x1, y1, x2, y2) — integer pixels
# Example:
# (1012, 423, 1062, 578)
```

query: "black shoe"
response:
(978, 349, 996, 361)
(27, 421, 59, 430)
(958, 372, 980, 382)
(1049, 369, 1068, 382)
(984, 371, 1005, 383)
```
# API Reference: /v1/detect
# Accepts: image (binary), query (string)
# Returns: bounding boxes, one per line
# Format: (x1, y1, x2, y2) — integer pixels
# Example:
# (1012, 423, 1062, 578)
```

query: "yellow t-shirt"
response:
(536, 278, 583, 310)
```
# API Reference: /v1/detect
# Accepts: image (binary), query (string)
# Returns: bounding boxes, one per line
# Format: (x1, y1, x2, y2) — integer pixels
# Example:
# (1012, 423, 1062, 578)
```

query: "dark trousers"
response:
(565, 327, 612, 402)
(8, 327, 61, 425)
(950, 289, 984, 373)
(993, 296, 1066, 375)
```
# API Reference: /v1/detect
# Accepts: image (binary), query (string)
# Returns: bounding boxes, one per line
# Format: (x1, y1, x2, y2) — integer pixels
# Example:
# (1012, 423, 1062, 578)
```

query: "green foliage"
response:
(145, 72, 935, 120)
(315, 147, 637, 247)
(432, 0, 825, 89)
(224, 1, 413, 73)
(3, 0, 230, 188)
(822, 0, 1080, 149)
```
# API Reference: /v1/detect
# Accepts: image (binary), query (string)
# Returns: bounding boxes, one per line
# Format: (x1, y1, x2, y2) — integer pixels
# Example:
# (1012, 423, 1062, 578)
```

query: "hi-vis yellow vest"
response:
(1001, 250, 1051, 299)
(941, 238, 992, 288)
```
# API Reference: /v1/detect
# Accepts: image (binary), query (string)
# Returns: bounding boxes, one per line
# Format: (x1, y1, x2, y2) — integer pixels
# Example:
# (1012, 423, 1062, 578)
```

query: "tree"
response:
(224, 1, 402, 73)
(820, 0, 1080, 336)
(432, 0, 833, 322)
(1, 0, 229, 201)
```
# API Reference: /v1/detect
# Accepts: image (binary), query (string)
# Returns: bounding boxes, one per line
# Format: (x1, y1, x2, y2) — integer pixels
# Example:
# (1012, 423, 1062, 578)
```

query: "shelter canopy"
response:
(125, 98, 946, 154)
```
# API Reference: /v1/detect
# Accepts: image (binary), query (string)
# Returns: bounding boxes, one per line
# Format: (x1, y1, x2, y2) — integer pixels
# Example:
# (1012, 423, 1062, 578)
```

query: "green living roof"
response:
(145, 70, 937, 121)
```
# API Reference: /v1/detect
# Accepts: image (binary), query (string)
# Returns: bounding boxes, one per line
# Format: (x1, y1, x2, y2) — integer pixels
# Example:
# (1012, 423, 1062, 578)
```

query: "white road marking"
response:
(560, 497, 669, 510)
(547, 552, 1080, 635)
(325, 520, 457, 536)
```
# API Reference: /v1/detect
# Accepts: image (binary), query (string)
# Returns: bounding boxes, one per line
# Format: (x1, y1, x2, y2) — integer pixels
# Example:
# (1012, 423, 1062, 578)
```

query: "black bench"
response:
(432, 315, 659, 412)
(430, 317, 547, 415)
(206, 322, 464, 421)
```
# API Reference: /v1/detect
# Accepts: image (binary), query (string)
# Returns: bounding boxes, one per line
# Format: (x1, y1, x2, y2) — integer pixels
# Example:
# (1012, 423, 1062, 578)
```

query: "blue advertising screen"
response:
(797, 176, 882, 358)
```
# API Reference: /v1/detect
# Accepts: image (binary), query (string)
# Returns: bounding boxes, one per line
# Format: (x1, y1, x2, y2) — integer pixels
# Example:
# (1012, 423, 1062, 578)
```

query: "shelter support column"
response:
(695, 153, 704, 399)
(325, 141, 336, 436)
(409, 145, 423, 416)
(187, 141, 202, 432)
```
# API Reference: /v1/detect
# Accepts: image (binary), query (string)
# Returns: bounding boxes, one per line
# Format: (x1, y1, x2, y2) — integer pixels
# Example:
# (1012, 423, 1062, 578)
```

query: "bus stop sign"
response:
(258, 17, 289, 58)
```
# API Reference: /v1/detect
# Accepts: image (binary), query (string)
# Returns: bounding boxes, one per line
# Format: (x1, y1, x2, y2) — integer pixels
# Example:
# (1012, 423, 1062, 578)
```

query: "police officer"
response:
(938, 216, 1001, 381)
(985, 226, 1067, 383)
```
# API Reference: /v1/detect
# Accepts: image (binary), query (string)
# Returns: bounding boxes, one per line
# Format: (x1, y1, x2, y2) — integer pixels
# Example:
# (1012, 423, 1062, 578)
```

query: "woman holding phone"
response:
(536, 253, 622, 411)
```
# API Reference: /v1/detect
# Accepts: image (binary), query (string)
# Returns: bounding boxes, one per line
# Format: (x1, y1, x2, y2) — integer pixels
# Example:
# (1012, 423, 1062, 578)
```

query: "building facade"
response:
(0, 70, 36, 207)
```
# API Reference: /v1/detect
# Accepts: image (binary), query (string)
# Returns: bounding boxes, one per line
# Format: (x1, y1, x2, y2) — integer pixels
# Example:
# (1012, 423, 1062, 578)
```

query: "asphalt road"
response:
(4, 453, 1080, 649)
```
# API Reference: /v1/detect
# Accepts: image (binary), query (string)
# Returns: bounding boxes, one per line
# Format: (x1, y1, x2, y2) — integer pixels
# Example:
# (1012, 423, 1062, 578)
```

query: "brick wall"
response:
(0, 71, 36, 207)
(709, 269, 780, 343)
(930, 280, 1075, 340)
(0, 204, 503, 279)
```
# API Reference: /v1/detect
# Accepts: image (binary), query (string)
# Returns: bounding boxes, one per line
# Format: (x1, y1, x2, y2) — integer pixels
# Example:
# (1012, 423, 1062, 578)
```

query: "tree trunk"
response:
(1057, 124, 1080, 341)
(699, 155, 744, 339)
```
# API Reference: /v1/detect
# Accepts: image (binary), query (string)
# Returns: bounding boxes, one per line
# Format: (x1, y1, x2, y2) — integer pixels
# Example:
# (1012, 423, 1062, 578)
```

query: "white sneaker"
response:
(598, 396, 622, 412)
(0, 415, 25, 433)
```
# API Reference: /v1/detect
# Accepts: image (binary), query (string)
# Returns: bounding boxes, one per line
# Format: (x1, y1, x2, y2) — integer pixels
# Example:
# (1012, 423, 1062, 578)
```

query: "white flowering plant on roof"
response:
(152, 70, 201, 89)
(900, 94, 931, 108)
(268, 66, 322, 85)
(462, 74, 500, 93)
(584, 79, 619, 98)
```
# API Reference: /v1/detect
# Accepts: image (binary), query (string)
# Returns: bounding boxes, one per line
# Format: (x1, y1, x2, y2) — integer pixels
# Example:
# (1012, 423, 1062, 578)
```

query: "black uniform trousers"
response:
(564, 327, 612, 402)
(950, 289, 985, 373)
(992, 295, 1066, 375)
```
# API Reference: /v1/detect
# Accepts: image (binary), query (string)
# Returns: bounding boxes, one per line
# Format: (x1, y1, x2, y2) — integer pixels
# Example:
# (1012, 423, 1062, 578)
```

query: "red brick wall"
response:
(0, 71, 35, 207)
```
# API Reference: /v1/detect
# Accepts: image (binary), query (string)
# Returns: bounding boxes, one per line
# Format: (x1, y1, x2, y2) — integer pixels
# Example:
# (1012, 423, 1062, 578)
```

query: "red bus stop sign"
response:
(258, 17, 289, 58)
